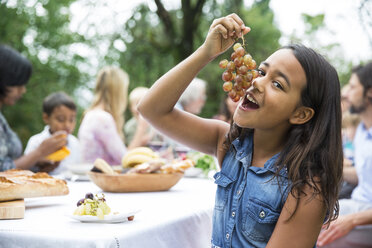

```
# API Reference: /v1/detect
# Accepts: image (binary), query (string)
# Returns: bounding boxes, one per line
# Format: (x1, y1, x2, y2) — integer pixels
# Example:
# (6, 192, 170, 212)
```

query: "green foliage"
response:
(1, 0, 89, 146)
(1, 0, 358, 151)
(302, 13, 325, 34)
(105, 0, 281, 119)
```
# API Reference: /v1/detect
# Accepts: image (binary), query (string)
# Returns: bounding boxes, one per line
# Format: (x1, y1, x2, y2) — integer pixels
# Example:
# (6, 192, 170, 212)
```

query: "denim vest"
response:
(211, 134, 290, 248)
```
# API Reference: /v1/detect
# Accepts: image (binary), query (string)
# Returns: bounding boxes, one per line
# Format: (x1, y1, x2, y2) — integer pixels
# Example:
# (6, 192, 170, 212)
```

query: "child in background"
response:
(24, 91, 80, 174)
(138, 14, 342, 247)
(342, 111, 360, 163)
(124, 87, 160, 147)
(338, 111, 360, 199)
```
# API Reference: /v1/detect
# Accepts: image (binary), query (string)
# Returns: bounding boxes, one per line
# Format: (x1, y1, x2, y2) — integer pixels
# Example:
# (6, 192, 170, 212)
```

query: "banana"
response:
(122, 154, 157, 168)
(94, 158, 117, 175)
(125, 147, 158, 158)
(121, 147, 159, 168)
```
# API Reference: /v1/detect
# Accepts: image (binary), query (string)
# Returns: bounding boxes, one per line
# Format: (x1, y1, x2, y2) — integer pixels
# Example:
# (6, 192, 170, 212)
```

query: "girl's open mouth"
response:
(241, 92, 259, 110)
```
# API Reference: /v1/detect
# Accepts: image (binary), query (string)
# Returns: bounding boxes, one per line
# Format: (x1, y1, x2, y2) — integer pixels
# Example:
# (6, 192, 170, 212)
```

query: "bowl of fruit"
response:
(88, 147, 194, 193)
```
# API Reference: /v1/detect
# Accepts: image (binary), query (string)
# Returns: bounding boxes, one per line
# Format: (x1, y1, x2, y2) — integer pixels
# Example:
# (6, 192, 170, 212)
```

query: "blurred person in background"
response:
(213, 94, 239, 123)
(318, 62, 372, 247)
(124, 86, 163, 147)
(168, 77, 207, 156)
(341, 84, 351, 114)
(78, 66, 148, 165)
(176, 77, 207, 114)
(24, 91, 81, 174)
(338, 111, 360, 199)
(0, 44, 67, 172)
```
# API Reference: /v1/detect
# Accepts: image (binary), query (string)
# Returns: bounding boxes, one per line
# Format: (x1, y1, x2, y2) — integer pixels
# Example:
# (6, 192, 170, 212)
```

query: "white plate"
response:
(66, 163, 93, 175)
(184, 167, 203, 177)
(69, 208, 140, 223)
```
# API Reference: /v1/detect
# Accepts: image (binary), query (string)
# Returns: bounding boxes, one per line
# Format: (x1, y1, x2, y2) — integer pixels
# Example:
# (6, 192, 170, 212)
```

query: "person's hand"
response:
(35, 160, 61, 173)
(317, 215, 355, 246)
(37, 131, 68, 158)
(201, 13, 251, 60)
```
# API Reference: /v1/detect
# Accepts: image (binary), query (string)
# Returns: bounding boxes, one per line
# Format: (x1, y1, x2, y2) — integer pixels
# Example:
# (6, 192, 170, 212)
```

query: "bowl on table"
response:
(67, 163, 94, 175)
(88, 171, 184, 192)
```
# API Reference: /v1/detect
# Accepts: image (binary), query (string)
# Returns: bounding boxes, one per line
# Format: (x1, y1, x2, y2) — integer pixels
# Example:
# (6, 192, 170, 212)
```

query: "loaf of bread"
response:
(0, 169, 69, 202)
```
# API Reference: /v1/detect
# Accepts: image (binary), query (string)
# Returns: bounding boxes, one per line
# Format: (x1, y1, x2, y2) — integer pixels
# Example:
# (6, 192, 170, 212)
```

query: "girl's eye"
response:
(257, 69, 265, 76)
(273, 81, 283, 90)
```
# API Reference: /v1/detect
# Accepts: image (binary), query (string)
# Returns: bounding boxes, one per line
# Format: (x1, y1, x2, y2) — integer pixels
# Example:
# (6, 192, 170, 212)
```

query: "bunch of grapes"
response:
(74, 192, 111, 219)
(219, 41, 258, 102)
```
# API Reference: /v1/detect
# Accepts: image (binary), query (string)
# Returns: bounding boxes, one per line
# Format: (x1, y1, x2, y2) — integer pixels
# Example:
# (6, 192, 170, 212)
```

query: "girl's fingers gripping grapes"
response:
(204, 14, 250, 59)
(226, 14, 244, 37)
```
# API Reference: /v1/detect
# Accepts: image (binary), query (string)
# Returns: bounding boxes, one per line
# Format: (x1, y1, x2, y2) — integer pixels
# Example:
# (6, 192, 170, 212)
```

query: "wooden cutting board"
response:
(0, 199, 25, 219)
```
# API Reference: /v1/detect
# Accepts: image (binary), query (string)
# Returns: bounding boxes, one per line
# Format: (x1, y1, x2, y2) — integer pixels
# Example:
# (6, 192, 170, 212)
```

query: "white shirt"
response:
(351, 122, 372, 203)
(24, 126, 81, 175)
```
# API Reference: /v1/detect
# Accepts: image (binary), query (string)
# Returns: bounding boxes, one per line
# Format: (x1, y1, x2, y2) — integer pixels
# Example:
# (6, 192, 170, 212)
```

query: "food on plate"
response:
(93, 158, 117, 175)
(74, 193, 111, 220)
(46, 146, 70, 162)
(127, 159, 165, 174)
(160, 159, 194, 174)
(219, 38, 258, 102)
(0, 169, 69, 201)
(91, 152, 193, 176)
(186, 151, 217, 175)
(121, 146, 159, 168)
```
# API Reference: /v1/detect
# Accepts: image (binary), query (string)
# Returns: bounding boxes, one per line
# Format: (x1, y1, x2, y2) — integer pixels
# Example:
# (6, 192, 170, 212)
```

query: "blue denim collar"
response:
(232, 133, 288, 178)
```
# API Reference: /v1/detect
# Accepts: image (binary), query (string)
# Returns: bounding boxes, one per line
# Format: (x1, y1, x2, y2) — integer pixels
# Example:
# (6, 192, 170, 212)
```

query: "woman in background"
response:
(0, 44, 66, 172)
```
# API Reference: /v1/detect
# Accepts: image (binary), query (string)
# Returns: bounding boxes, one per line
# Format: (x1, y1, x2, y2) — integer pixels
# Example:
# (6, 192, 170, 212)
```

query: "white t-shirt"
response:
(24, 125, 81, 175)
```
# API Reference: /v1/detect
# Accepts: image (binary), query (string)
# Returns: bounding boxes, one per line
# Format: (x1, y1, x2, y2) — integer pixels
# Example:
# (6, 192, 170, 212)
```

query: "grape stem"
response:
(236, 35, 246, 50)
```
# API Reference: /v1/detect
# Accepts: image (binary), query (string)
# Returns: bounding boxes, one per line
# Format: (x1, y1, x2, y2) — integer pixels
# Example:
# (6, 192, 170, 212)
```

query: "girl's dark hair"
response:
(43, 91, 77, 116)
(0, 45, 32, 99)
(223, 44, 343, 224)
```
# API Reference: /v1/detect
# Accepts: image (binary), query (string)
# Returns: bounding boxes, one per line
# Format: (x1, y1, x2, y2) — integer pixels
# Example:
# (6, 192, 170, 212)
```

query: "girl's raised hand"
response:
(202, 13, 250, 60)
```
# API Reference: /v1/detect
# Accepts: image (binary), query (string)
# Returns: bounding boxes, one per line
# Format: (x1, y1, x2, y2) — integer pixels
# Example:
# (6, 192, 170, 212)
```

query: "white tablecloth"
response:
(0, 177, 216, 248)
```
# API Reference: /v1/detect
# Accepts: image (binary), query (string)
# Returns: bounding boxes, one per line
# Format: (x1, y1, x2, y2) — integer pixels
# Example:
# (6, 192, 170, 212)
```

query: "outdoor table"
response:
(0, 177, 216, 248)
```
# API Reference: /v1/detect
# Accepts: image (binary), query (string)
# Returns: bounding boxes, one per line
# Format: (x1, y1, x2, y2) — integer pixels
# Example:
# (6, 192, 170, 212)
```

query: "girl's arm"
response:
(138, 14, 250, 157)
(267, 185, 326, 247)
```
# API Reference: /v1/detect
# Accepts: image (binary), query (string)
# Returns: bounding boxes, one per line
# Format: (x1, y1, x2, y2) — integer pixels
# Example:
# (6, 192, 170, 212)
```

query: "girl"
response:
(138, 14, 343, 247)
(78, 66, 150, 165)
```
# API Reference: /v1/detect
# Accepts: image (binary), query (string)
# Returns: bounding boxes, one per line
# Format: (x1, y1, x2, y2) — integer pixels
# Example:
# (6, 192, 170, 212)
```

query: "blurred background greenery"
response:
(0, 0, 371, 147)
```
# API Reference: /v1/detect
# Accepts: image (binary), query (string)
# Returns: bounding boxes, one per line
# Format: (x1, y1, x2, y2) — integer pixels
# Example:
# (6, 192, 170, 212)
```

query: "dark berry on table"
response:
(77, 198, 85, 207)
(85, 193, 94, 200)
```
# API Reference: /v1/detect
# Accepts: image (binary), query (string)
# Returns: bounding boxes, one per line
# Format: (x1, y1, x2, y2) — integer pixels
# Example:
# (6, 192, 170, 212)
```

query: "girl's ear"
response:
(289, 106, 315, 125)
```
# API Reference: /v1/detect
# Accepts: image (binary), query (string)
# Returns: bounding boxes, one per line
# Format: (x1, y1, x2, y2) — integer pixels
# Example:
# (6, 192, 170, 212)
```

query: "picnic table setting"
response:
(0, 146, 218, 248)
